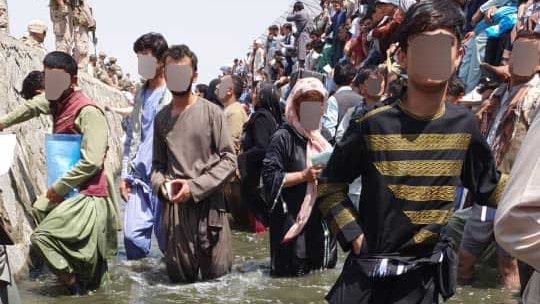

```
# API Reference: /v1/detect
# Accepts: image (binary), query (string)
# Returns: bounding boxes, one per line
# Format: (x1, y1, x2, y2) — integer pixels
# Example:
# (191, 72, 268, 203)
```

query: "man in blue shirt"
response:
(120, 33, 172, 260)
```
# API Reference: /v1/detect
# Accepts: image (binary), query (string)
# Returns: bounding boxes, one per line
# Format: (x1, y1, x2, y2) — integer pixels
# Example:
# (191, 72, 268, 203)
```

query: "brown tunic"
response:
(151, 97, 236, 283)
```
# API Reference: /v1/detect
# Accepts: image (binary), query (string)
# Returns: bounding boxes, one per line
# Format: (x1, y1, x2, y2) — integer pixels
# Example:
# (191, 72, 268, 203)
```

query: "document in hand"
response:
(0, 134, 17, 176)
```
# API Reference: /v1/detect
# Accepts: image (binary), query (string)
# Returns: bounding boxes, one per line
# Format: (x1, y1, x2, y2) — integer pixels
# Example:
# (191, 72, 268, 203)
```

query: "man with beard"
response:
(121, 32, 171, 260)
(151, 45, 236, 283)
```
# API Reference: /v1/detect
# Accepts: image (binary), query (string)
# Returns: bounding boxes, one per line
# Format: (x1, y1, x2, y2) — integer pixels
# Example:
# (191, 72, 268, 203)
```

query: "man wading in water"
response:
(151, 45, 236, 283)
(317, 1, 509, 303)
(0, 52, 119, 295)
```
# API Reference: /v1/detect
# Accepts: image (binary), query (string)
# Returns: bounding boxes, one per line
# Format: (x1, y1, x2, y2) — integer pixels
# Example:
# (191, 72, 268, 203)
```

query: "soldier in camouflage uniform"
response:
(21, 20, 48, 51)
(49, 0, 95, 68)
(108, 57, 124, 77)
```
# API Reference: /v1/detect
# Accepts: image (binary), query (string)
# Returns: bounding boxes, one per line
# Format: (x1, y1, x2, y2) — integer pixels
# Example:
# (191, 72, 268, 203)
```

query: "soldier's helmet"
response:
(99, 51, 107, 58)
(109, 57, 118, 63)
(28, 20, 48, 34)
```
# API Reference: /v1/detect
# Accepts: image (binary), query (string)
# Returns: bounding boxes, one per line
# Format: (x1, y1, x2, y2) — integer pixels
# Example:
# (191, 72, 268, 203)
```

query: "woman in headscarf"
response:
(239, 82, 283, 233)
(262, 78, 337, 277)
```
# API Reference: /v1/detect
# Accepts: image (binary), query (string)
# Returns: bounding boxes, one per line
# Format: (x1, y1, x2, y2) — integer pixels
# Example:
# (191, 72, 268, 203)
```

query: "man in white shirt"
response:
(321, 61, 362, 144)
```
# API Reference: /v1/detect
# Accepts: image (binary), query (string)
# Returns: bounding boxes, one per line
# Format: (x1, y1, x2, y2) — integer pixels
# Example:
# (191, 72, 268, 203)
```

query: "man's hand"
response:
(46, 188, 63, 205)
(170, 179, 192, 204)
(485, 6, 498, 24)
(463, 31, 475, 44)
(119, 179, 131, 202)
(302, 166, 323, 183)
(352, 234, 365, 255)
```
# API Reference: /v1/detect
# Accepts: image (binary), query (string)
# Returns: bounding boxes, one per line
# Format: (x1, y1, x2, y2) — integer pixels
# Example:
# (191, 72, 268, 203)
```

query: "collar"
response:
(336, 86, 353, 93)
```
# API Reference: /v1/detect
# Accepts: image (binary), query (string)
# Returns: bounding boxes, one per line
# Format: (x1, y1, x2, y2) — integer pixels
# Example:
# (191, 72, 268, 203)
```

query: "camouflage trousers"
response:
(51, 8, 89, 68)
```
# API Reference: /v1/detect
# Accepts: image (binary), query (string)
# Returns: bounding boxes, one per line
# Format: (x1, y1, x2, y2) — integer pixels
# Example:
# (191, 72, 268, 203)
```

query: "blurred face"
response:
(216, 75, 234, 102)
(164, 56, 197, 96)
(333, 1, 342, 11)
(294, 92, 324, 118)
(509, 38, 540, 80)
(44, 68, 74, 101)
(33, 32, 46, 43)
(137, 49, 161, 80)
(405, 29, 462, 91)
(360, 72, 386, 99)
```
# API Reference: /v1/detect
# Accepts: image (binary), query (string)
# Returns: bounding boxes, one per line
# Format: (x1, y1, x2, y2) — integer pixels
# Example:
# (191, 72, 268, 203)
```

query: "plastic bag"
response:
(45, 134, 82, 198)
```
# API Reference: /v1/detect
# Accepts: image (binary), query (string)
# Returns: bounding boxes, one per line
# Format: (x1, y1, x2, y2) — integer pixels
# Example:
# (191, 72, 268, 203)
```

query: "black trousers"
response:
(326, 253, 439, 304)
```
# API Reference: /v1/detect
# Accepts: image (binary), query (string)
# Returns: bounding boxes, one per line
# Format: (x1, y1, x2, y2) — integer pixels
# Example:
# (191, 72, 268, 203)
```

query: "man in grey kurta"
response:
(151, 45, 236, 283)
(287, 1, 313, 65)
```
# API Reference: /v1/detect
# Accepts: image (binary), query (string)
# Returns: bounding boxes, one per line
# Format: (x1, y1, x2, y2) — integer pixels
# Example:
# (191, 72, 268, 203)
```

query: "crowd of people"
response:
(0, 0, 539, 303)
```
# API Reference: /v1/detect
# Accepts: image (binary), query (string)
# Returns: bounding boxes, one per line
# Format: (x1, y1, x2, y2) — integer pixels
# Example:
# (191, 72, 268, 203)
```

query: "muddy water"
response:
(18, 210, 520, 304)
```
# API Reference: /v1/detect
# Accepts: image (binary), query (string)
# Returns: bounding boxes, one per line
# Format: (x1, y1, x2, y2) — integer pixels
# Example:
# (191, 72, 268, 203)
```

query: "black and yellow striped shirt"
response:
(319, 101, 507, 256)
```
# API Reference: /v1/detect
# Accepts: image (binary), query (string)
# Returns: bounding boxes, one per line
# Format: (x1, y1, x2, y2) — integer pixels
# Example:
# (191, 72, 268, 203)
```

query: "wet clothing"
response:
(0, 91, 119, 289)
(318, 102, 507, 303)
(263, 124, 338, 277)
(123, 85, 170, 260)
(151, 97, 236, 283)
(239, 109, 279, 228)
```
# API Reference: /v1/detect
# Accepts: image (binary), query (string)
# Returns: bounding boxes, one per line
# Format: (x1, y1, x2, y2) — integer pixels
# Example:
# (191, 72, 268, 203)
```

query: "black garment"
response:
(262, 124, 337, 277)
(318, 102, 506, 302)
(484, 32, 512, 66)
(238, 109, 278, 226)
(327, 255, 438, 304)
(465, 0, 488, 32)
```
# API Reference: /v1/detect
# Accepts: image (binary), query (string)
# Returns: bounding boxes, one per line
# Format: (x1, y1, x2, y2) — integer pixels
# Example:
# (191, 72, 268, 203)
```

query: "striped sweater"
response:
(319, 101, 507, 257)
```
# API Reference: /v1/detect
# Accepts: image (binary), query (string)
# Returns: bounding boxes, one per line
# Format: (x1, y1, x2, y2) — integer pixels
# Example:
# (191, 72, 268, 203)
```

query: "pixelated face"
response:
(406, 30, 460, 87)
(510, 39, 540, 78)
(44, 69, 71, 101)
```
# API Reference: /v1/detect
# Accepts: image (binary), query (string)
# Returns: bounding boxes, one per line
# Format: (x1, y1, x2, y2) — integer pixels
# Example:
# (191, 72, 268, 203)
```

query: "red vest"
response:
(51, 91, 109, 197)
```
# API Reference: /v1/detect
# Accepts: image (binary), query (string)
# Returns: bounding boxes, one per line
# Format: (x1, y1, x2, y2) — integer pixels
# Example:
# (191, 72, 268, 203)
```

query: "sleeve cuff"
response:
(488, 173, 509, 207)
(318, 183, 363, 251)
(52, 181, 73, 198)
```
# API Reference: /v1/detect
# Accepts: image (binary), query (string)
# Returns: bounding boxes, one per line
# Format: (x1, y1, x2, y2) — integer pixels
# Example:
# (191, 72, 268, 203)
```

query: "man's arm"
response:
(286, 11, 301, 22)
(460, 117, 507, 208)
(122, 94, 141, 179)
(321, 96, 339, 142)
(51, 106, 109, 197)
(318, 119, 367, 251)
(186, 109, 236, 203)
(480, 0, 513, 13)
(150, 114, 168, 198)
(495, 118, 540, 270)
(0, 94, 50, 130)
